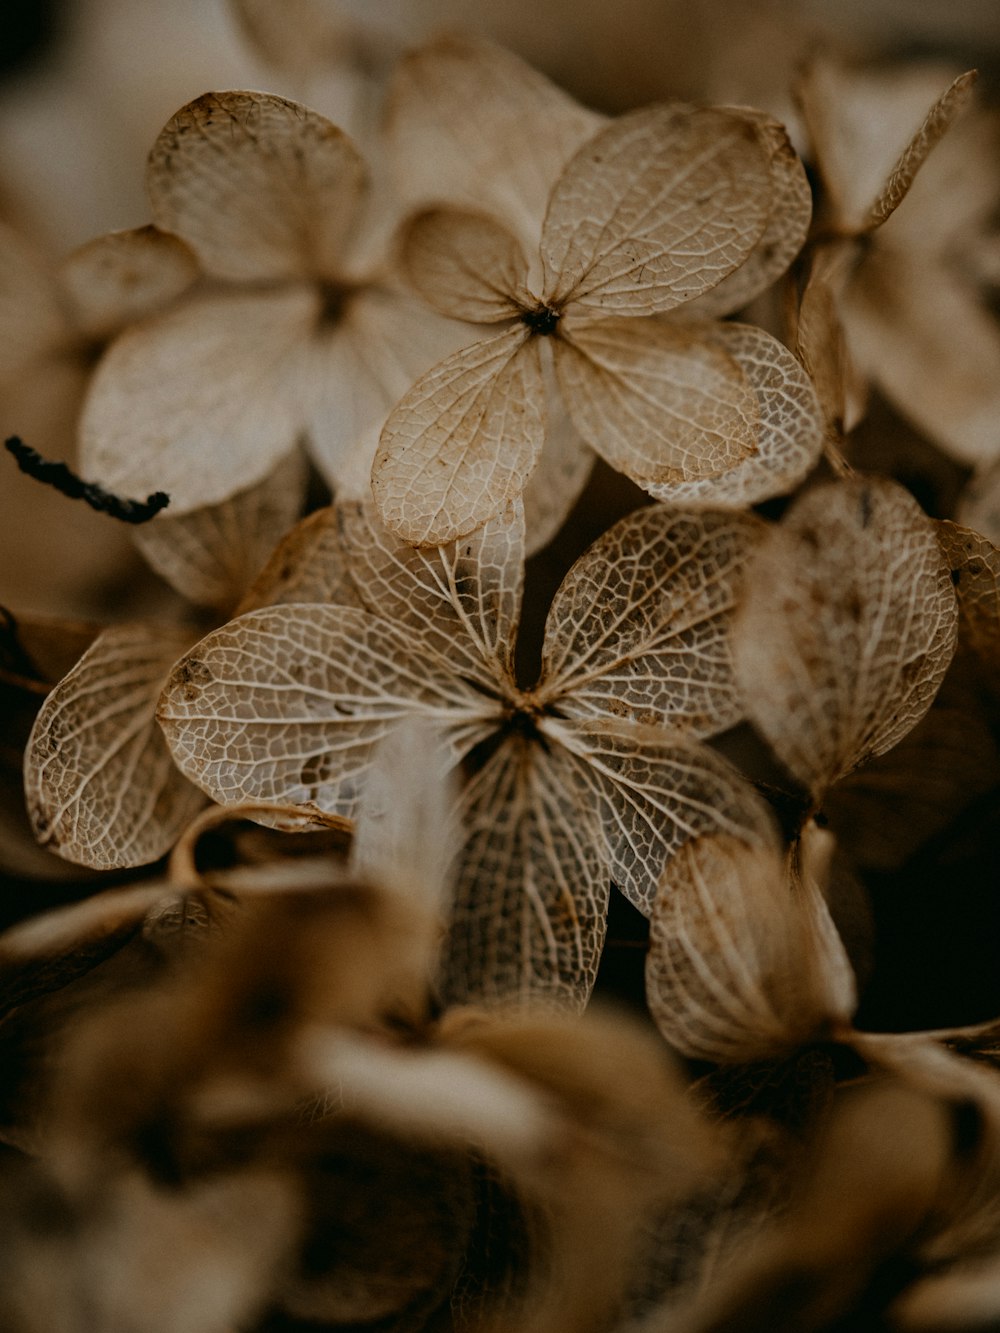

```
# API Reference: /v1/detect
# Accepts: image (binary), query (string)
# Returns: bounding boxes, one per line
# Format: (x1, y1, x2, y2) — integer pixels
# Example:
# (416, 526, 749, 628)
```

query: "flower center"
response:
(519, 303, 561, 336)
(316, 278, 357, 328)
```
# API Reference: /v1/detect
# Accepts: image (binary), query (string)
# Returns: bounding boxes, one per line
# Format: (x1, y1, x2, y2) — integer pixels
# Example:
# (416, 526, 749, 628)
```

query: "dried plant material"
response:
(79, 90, 469, 515)
(937, 520, 1000, 676)
(893, 1253, 1000, 1329)
(375, 99, 779, 543)
(648, 813, 856, 1064)
(5, 436, 169, 524)
(239, 504, 363, 612)
(58, 226, 199, 342)
(794, 245, 862, 443)
(732, 478, 958, 798)
(131, 448, 308, 612)
(958, 460, 1000, 547)
(0, 882, 173, 965)
(159, 498, 763, 1007)
(25, 624, 205, 869)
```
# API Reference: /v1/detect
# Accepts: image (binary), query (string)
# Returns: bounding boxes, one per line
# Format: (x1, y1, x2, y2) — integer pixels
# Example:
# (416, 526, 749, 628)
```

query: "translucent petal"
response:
(157, 605, 495, 820)
(78, 286, 317, 515)
(648, 819, 856, 1063)
(132, 449, 308, 612)
(59, 226, 199, 341)
(402, 208, 527, 323)
(937, 520, 1000, 675)
(521, 392, 594, 558)
(25, 624, 205, 869)
(239, 505, 363, 613)
(553, 316, 758, 484)
(733, 478, 959, 796)
(372, 326, 544, 546)
(147, 89, 366, 282)
(441, 733, 608, 1012)
(539, 506, 763, 737)
(541, 104, 771, 317)
(642, 322, 824, 508)
(550, 716, 766, 915)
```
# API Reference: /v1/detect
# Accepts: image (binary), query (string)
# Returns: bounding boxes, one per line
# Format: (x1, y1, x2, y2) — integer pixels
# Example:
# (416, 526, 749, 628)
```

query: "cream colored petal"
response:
(372, 326, 544, 546)
(157, 605, 492, 820)
(643, 321, 824, 508)
(303, 284, 474, 495)
(733, 478, 959, 797)
(402, 208, 527, 323)
(334, 497, 524, 692)
(686, 109, 811, 318)
(554, 316, 758, 484)
(0, 221, 70, 384)
(541, 105, 771, 317)
(131, 449, 308, 612)
(842, 248, 1000, 468)
(147, 90, 367, 282)
(795, 242, 857, 438)
(229, 0, 353, 73)
(240, 506, 363, 613)
(441, 733, 608, 1012)
(550, 716, 766, 916)
(937, 520, 1000, 675)
(78, 286, 317, 516)
(539, 506, 763, 737)
(386, 33, 604, 254)
(865, 70, 978, 231)
(24, 624, 205, 870)
(59, 226, 199, 342)
(648, 818, 856, 1064)
(522, 393, 595, 558)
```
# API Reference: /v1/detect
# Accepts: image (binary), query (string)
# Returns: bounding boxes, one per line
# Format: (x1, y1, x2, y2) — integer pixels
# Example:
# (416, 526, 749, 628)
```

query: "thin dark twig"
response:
(4, 436, 170, 524)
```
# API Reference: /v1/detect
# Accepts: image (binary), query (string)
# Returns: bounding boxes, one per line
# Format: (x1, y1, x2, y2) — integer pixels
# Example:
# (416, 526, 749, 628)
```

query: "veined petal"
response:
(522, 395, 595, 558)
(372, 326, 544, 546)
(441, 733, 608, 1012)
(147, 90, 367, 282)
(78, 286, 317, 515)
(25, 624, 205, 870)
(539, 506, 763, 737)
(157, 605, 494, 820)
(554, 316, 758, 484)
(59, 226, 199, 341)
(541, 105, 771, 317)
(402, 208, 527, 323)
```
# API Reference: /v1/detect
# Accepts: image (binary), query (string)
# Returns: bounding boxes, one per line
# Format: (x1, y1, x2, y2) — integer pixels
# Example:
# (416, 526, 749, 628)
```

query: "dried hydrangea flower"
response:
(78, 89, 468, 517)
(158, 497, 766, 1008)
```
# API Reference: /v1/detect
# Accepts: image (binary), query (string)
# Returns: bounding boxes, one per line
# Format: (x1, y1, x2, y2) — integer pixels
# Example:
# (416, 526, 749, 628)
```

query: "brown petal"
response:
(402, 208, 527, 323)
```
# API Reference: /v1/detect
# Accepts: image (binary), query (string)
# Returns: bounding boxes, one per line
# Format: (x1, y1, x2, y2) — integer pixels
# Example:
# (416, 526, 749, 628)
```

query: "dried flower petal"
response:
(402, 208, 527, 323)
(59, 226, 199, 342)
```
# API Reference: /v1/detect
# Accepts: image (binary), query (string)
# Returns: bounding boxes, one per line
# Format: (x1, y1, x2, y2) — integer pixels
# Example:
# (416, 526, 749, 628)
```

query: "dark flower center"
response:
(520, 303, 561, 336)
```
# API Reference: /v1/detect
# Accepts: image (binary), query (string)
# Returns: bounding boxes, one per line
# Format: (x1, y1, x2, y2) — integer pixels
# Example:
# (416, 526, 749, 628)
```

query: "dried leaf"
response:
(25, 624, 205, 869)
(554, 316, 759, 484)
(78, 287, 318, 515)
(938, 521, 1000, 676)
(539, 506, 763, 736)
(541, 105, 772, 317)
(58, 226, 199, 341)
(147, 90, 366, 282)
(733, 478, 958, 796)
(402, 207, 527, 323)
(372, 326, 544, 545)
(642, 321, 824, 508)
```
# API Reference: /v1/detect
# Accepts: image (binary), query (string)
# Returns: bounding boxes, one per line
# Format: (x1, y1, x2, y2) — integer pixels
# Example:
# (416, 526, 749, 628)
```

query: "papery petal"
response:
(131, 449, 308, 612)
(0, 221, 70, 384)
(521, 393, 594, 558)
(241, 506, 364, 613)
(402, 208, 527, 322)
(25, 625, 205, 869)
(157, 605, 494, 820)
(386, 34, 604, 254)
(550, 716, 765, 915)
(554, 316, 758, 484)
(372, 326, 544, 545)
(643, 322, 824, 508)
(958, 461, 1000, 548)
(539, 506, 762, 736)
(541, 105, 771, 317)
(78, 287, 317, 515)
(147, 90, 366, 282)
(59, 226, 199, 341)
(686, 109, 811, 318)
(937, 520, 1000, 675)
(733, 478, 959, 797)
(441, 734, 608, 1012)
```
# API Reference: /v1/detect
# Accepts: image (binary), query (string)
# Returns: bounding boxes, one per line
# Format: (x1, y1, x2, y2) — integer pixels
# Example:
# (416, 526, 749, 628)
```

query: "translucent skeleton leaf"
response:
(937, 521, 1000, 677)
(647, 815, 857, 1064)
(374, 100, 779, 544)
(25, 624, 205, 870)
(159, 499, 762, 1007)
(732, 478, 958, 798)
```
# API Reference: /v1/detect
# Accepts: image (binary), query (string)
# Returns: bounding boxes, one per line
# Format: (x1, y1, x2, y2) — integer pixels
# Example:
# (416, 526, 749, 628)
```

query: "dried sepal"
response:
(402, 207, 528, 323)
(239, 504, 362, 613)
(540, 105, 771, 317)
(58, 226, 199, 341)
(25, 624, 205, 869)
(733, 478, 958, 796)
(371, 325, 543, 545)
(539, 506, 763, 736)
(554, 316, 758, 484)
(958, 461, 1000, 547)
(641, 321, 824, 508)
(131, 448, 308, 612)
(147, 90, 367, 283)
(794, 244, 857, 439)
(937, 520, 1000, 675)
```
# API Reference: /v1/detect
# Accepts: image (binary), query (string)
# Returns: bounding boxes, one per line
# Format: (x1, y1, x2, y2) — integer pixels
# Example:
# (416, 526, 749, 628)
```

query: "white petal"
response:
(59, 226, 199, 341)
